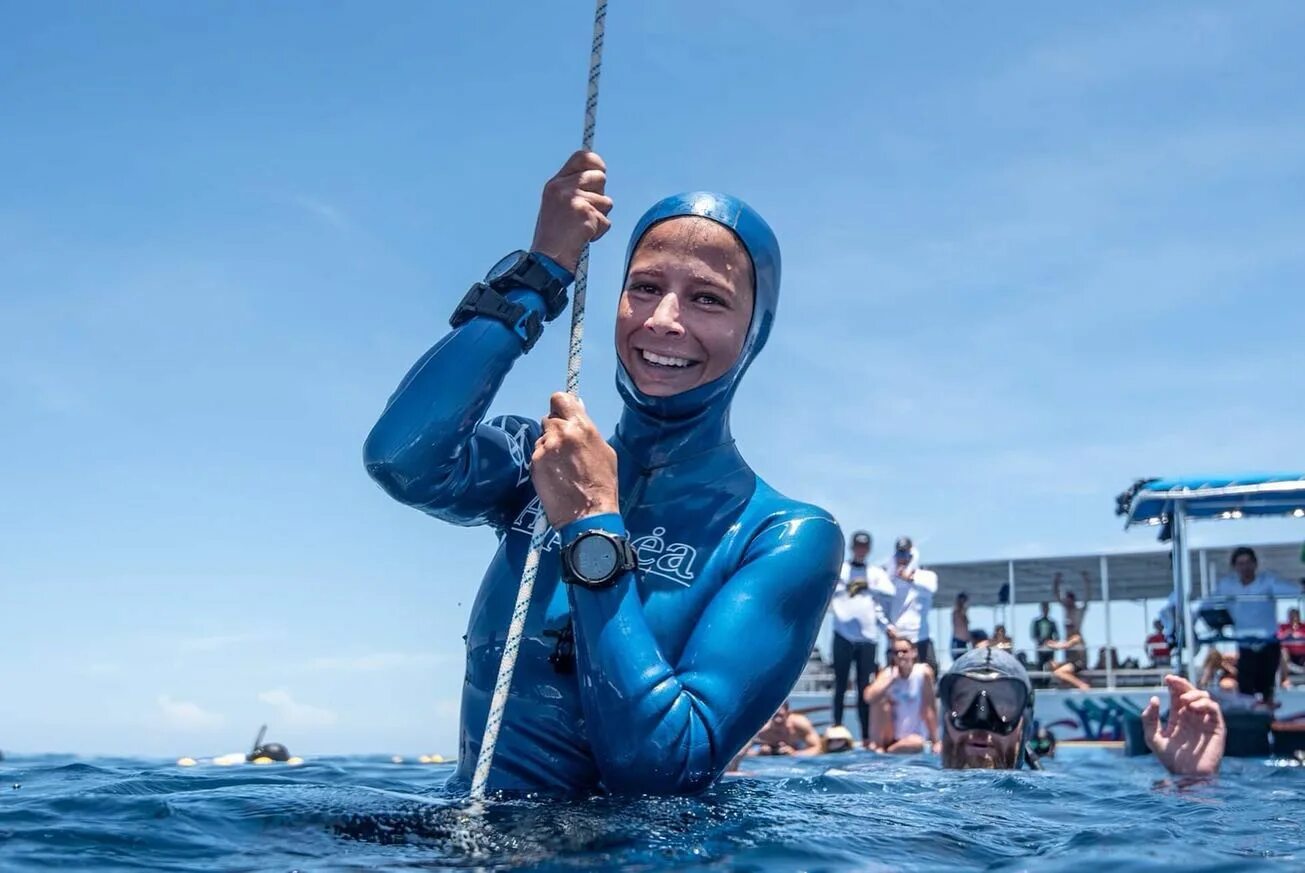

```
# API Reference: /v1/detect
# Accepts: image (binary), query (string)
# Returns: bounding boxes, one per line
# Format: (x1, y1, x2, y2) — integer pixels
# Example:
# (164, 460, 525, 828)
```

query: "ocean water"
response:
(1, 749, 1301, 871)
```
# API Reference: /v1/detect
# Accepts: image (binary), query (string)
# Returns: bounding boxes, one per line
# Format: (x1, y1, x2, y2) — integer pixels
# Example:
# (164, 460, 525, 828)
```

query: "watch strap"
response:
(487, 253, 569, 322)
(449, 282, 543, 351)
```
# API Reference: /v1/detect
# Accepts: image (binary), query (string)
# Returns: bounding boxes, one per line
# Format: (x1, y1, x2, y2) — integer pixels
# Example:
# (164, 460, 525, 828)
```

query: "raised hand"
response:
(1141, 674, 1225, 776)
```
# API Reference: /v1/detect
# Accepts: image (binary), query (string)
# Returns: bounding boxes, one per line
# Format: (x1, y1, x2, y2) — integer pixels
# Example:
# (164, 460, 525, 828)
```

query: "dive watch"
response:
(561, 528, 637, 591)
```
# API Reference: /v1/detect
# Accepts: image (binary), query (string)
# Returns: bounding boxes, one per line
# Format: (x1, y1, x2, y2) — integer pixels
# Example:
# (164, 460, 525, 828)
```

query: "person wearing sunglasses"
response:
(939, 647, 1225, 775)
(864, 637, 939, 754)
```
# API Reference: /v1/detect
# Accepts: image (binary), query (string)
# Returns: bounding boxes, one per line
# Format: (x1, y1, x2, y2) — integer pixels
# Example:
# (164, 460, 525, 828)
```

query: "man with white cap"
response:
(877, 536, 938, 671)
(829, 530, 890, 748)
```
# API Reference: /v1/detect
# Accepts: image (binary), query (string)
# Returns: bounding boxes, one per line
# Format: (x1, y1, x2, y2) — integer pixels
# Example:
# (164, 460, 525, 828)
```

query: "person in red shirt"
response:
(1145, 619, 1172, 668)
(1279, 607, 1305, 688)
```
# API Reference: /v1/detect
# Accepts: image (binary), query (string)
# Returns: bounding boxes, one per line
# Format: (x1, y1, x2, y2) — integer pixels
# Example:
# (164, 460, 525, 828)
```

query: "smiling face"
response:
(616, 217, 755, 397)
(891, 638, 917, 676)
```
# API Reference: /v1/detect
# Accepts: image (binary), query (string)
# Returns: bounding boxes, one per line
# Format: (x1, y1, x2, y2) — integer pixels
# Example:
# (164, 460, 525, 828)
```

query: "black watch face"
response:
(487, 251, 527, 284)
(574, 534, 620, 583)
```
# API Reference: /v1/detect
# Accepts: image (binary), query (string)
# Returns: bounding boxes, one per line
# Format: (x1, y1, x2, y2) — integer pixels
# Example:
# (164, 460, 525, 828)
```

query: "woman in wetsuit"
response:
(363, 152, 843, 795)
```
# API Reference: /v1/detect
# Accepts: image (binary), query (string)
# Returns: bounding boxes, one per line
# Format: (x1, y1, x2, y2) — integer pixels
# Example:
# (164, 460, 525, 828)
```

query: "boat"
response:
(789, 473, 1305, 753)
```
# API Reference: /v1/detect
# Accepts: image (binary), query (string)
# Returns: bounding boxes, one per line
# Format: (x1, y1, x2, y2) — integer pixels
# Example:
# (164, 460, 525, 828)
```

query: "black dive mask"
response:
(945, 677, 1028, 736)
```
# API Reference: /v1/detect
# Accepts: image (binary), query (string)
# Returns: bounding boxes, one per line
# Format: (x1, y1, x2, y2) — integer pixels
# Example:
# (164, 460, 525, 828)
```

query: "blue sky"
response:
(3, 1, 1303, 757)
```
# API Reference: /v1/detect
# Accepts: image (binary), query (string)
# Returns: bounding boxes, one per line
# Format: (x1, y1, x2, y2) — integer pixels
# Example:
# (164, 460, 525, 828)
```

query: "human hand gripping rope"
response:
(470, 0, 608, 800)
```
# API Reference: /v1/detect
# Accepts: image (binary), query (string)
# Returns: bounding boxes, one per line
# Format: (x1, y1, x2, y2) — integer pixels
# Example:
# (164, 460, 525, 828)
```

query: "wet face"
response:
(617, 217, 755, 397)
(1233, 553, 1257, 583)
(941, 719, 1024, 770)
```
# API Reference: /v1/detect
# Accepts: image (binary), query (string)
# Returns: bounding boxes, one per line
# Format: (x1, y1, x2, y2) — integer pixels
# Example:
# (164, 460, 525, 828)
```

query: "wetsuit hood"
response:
(614, 193, 780, 465)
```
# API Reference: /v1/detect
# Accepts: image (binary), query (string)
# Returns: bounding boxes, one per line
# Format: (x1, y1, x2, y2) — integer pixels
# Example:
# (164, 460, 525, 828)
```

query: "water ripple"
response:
(1, 749, 1301, 870)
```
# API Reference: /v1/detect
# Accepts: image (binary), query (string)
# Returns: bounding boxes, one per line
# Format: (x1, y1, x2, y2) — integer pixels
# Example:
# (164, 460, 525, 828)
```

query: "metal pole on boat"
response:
(1171, 502, 1198, 681)
(1198, 548, 1209, 598)
(1008, 559, 1017, 654)
(1006, 559, 1015, 635)
(1100, 555, 1114, 690)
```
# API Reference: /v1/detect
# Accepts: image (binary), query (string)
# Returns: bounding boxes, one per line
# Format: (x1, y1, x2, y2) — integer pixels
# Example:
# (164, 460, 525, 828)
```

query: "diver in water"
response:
(364, 151, 843, 795)
(939, 648, 1225, 775)
(245, 725, 291, 762)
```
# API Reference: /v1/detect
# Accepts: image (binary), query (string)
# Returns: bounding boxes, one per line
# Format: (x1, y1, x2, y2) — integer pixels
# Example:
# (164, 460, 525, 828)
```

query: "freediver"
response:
(364, 151, 843, 795)
(246, 725, 291, 763)
(938, 647, 1225, 776)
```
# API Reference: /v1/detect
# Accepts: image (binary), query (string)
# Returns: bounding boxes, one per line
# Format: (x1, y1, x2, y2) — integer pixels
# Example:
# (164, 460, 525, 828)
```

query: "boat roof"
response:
(1118, 473, 1305, 527)
(927, 541, 1303, 606)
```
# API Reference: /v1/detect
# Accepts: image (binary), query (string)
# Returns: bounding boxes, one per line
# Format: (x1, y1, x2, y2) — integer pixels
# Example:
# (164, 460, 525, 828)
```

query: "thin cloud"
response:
(257, 689, 338, 727)
(157, 695, 225, 731)
(288, 195, 350, 231)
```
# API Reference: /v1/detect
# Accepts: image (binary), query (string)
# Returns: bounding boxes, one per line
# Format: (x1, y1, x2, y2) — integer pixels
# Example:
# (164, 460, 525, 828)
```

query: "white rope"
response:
(471, 0, 607, 800)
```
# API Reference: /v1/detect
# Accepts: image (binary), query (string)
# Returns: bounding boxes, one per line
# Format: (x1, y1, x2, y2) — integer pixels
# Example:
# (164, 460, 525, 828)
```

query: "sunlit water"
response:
(1, 749, 1301, 871)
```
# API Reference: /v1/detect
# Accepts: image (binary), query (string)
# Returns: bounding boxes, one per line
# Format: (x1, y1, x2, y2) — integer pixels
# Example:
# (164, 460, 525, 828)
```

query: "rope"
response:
(471, 0, 607, 800)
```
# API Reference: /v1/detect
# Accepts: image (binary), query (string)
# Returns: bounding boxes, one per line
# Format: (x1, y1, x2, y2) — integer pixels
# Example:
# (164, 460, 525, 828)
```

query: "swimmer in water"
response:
(864, 636, 939, 754)
(745, 702, 823, 757)
(364, 152, 843, 795)
(939, 648, 1225, 775)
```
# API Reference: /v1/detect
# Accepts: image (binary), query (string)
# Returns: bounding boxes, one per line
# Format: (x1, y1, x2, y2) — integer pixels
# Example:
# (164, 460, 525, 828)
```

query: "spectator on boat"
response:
(1280, 608, 1305, 687)
(745, 702, 823, 757)
(1199, 648, 1239, 693)
(1030, 602, 1059, 670)
(1044, 624, 1090, 690)
(939, 648, 1225, 775)
(877, 537, 939, 671)
(1146, 619, 1172, 667)
(864, 636, 939, 754)
(1053, 570, 1092, 633)
(828, 530, 889, 748)
(951, 591, 971, 660)
(1213, 546, 1305, 705)
(989, 624, 1014, 652)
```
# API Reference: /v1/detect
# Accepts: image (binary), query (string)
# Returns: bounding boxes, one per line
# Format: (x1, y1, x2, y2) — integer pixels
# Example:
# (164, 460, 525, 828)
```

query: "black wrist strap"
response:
(449, 282, 543, 351)
(490, 258, 568, 322)
(488, 256, 568, 322)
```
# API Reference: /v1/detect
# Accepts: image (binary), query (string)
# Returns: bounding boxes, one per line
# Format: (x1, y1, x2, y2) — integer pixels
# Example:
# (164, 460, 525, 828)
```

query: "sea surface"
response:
(1, 748, 1301, 871)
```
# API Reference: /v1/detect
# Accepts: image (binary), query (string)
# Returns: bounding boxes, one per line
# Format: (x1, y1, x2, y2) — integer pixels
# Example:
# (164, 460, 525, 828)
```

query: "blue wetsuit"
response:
(364, 193, 843, 795)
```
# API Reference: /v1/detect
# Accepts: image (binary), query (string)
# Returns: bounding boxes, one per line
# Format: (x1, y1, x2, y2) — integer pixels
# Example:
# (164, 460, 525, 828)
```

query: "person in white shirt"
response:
(876, 536, 938, 671)
(828, 530, 890, 747)
(1212, 546, 1305, 705)
(864, 636, 939, 754)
